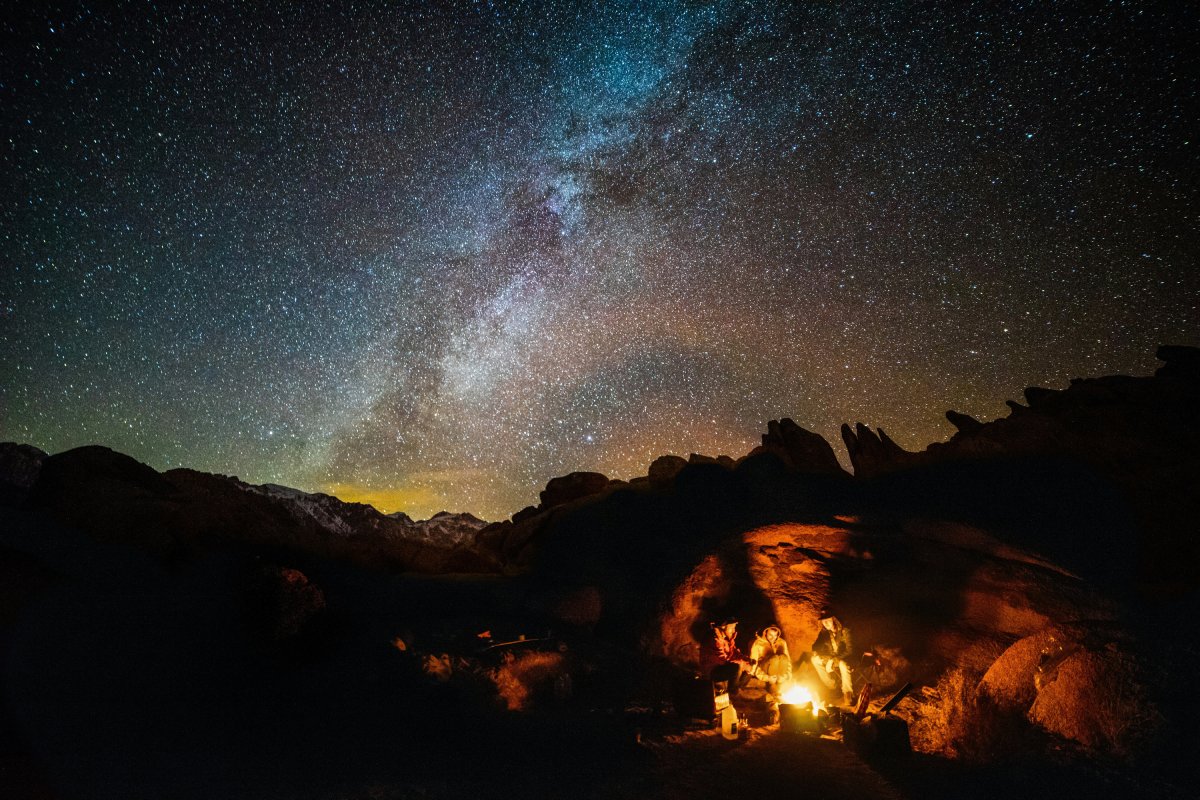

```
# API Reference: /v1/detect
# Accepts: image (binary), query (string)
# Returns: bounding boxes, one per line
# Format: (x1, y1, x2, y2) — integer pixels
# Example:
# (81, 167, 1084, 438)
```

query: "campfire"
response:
(777, 683, 827, 734)
(779, 683, 824, 716)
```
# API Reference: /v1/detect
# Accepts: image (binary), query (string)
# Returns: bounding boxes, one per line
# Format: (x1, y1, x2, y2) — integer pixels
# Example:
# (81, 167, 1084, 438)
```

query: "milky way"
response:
(3, 1, 1196, 518)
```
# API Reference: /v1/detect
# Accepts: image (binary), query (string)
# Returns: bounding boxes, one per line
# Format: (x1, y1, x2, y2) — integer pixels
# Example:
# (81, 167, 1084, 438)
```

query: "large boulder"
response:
(980, 623, 1162, 757)
(687, 453, 736, 469)
(647, 455, 688, 488)
(979, 625, 1080, 714)
(244, 565, 327, 643)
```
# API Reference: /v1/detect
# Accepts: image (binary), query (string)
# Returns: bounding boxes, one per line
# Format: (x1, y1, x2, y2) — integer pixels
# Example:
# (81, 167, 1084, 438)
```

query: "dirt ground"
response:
(2, 686, 1187, 800)
(634, 725, 904, 800)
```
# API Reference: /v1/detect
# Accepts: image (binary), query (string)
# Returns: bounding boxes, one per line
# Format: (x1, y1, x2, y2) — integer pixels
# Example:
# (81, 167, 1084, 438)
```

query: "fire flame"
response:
(780, 683, 824, 716)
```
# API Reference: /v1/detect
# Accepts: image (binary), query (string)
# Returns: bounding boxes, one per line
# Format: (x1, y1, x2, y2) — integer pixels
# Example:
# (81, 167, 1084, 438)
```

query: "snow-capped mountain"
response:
(243, 481, 489, 548)
(387, 510, 489, 547)
(10, 445, 502, 574)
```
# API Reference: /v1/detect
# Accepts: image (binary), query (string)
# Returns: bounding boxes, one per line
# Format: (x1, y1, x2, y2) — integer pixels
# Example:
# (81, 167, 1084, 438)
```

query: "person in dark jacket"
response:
(810, 614, 855, 705)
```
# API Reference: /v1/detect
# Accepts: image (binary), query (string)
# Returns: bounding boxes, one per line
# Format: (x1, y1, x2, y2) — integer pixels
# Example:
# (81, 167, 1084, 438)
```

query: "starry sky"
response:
(2, 1, 1196, 519)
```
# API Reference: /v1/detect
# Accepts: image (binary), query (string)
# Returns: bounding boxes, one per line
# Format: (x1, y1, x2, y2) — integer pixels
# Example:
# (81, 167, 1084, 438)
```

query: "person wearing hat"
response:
(810, 614, 855, 705)
(703, 616, 749, 690)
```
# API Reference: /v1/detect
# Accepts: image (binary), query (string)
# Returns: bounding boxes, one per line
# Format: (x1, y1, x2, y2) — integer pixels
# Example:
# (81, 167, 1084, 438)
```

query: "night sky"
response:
(2, 1, 1196, 519)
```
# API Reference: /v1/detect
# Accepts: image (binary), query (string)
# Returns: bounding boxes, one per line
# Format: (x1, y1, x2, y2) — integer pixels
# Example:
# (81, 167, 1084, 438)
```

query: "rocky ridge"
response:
(10, 448, 500, 574)
(6, 346, 1196, 593)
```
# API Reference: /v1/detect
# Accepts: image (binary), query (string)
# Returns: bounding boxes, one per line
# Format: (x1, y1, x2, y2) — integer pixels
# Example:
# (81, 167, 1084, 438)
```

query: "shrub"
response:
(243, 564, 326, 646)
(490, 650, 569, 711)
(906, 667, 1037, 762)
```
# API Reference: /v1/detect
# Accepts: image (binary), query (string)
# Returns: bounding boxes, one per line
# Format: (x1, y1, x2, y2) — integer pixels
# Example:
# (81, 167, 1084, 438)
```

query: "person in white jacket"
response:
(750, 625, 791, 709)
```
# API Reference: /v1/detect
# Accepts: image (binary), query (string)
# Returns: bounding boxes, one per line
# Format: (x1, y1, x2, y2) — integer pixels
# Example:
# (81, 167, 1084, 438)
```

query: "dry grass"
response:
(906, 667, 1035, 762)
(907, 638, 1164, 764)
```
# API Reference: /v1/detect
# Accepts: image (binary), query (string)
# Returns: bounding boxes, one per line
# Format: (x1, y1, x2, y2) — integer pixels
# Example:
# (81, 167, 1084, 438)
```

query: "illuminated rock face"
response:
(1027, 643, 1160, 756)
(977, 622, 1161, 756)
(741, 523, 844, 656)
(656, 554, 731, 666)
(654, 516, 1116, 706)
(652, 523, 841, 673)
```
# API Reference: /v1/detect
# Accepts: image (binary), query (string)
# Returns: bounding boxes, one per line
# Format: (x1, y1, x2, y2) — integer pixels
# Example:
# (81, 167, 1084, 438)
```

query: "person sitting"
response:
(810, 614, 855, 705)
(750, 625, 792, 709)
(703, 616, 749, 692)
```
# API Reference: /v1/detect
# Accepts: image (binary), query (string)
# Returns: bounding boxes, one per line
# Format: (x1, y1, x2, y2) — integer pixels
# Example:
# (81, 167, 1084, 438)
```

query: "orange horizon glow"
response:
(322, 482, 442, 517)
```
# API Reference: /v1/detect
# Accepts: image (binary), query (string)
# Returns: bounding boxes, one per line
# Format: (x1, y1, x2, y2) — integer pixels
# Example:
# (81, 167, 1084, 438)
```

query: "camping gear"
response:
(720, 704, 739, 739)
(877, 681, 912, 714)
(843, 714, 911, 758)
(842, 682, 913, 759)
(779, 703, 821, 734)
(852, 682, 873, 719)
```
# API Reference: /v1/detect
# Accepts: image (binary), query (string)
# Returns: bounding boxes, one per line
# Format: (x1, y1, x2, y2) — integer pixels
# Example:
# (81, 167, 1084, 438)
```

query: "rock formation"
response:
(648, 455, 688, 487)
(837, 345, 1200, 596)
(539, 471, 612, 509)
(979, 622, 1161, 757)
(747, 418, 849, 476)
(839, 423, 916, 478)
